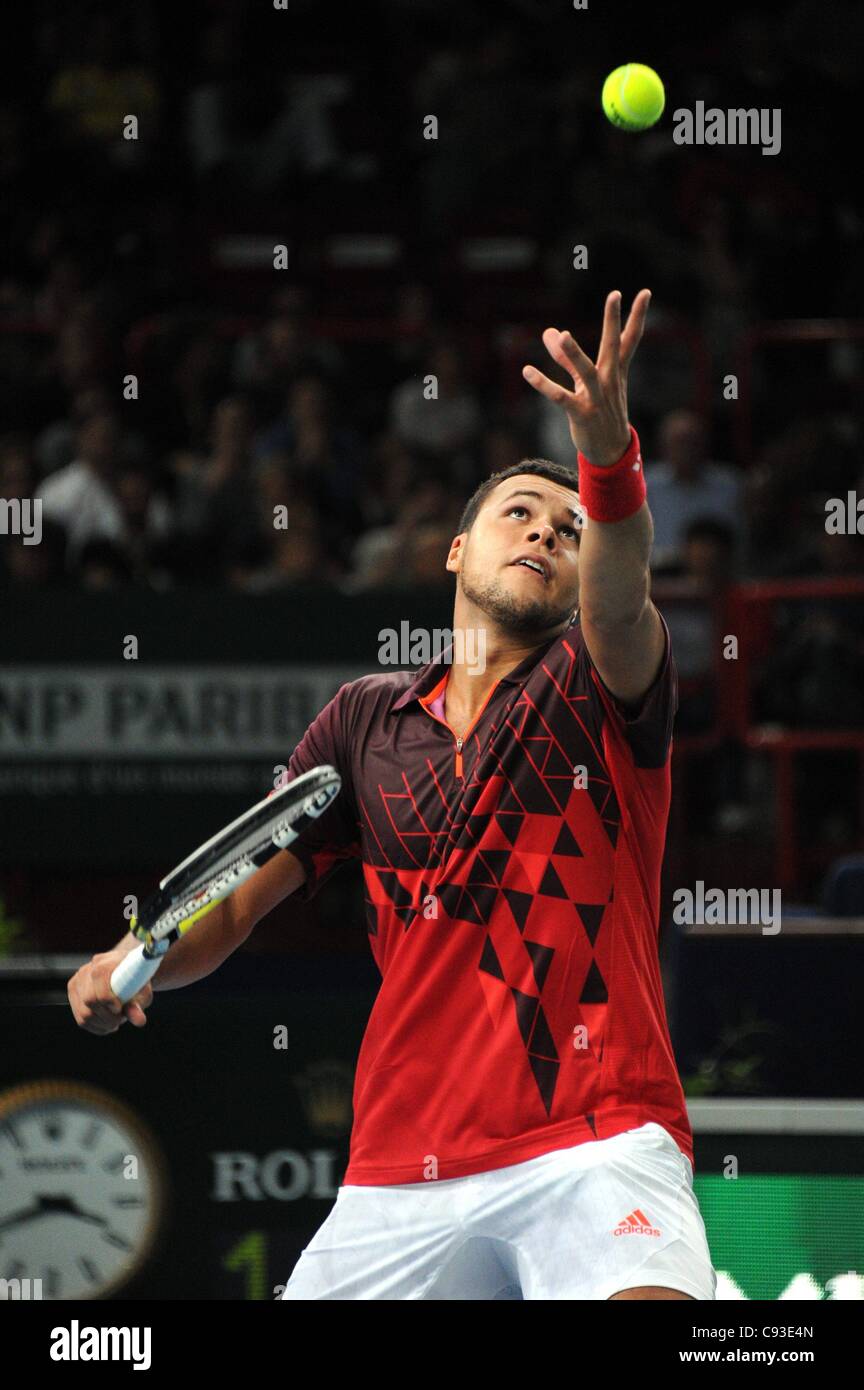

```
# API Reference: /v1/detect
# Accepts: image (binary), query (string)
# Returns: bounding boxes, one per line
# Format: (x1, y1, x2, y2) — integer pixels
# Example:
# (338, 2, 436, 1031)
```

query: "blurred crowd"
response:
(1, 0, 863, 743)
(0, 0, 860, 896)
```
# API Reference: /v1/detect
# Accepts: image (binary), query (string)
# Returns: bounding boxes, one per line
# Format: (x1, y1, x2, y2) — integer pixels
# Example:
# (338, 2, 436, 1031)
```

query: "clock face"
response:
(0, 1080, 166, 1300)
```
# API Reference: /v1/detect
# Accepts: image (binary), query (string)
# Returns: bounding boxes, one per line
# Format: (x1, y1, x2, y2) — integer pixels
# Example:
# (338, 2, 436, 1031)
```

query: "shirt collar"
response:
(390, 617, 576, 712)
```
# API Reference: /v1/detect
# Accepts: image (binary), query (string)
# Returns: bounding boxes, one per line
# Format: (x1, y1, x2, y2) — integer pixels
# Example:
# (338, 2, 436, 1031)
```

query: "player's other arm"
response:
(149, 847, 307, 990)
(67, 850, 307, 1035)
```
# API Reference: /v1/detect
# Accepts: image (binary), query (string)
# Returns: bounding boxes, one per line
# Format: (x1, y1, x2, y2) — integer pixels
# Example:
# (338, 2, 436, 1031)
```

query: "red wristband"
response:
(577, 426, 646, 523)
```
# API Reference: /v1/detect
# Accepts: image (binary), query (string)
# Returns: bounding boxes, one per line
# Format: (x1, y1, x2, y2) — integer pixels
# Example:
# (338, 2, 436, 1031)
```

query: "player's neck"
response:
(443, 616, 568, 721)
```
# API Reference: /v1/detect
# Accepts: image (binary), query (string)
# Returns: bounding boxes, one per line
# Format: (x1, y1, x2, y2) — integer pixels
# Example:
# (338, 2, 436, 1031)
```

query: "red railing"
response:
(663, 578, 864, 894)
(723, 578, 864, 890)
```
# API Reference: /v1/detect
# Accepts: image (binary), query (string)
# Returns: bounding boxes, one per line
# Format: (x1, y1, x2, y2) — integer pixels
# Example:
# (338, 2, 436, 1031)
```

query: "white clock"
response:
(0, 1079, 166, 1300)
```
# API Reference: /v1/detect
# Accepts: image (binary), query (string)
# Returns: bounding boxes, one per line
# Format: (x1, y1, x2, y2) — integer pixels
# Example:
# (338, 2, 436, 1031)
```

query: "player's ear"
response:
(445, 534, 465, 573)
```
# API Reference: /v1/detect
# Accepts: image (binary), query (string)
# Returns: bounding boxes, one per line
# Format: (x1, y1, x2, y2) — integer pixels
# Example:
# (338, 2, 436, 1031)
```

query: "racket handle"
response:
(110, 946, 163, 1004)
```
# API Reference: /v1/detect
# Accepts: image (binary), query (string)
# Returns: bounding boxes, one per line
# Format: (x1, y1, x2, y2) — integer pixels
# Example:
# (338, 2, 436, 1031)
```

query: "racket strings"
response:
(140, 771, 342, 945)
(147, 802, 321, 944)
(148, 851, 258, 943)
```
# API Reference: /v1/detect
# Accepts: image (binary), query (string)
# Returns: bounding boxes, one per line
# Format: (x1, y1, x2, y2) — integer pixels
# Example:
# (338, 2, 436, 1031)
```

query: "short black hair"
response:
(458, 458, 580, 535)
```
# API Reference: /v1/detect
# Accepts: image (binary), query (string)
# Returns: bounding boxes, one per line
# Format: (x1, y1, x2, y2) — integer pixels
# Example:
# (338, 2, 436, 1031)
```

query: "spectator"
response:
(534, 393, 575, 472)
(356, 433, 418, 532)
(346, 479, 461, 592)
(388, 340, 481, 471)
(34, 383, 148, 479)
(254, 371, 365, 532)
(389, 283, 442, 379)
(659, 517, 743, 828)
(113, 461, 174, 581)
(659, 517, 735, 711)
(480, 423, 530, 480)
(231, 294, 344, 418)
(808, 506, 864, 578)
(77, 538, 134, 589)
(231, 528, 334, 592)
(405, 523, 458, 586)
(170, 334, 231, 455)
(36, 410, 171, 563)
(174, 395, 257, 540)
(40, 311, 110, 397)
(681, 517, 737, 592)
(1, 518, 67, 588)
(646, 410, 742, 570)
(223, 494, 336, 591)
(755, 605, 864, 729)
(0, 434, 37, 499)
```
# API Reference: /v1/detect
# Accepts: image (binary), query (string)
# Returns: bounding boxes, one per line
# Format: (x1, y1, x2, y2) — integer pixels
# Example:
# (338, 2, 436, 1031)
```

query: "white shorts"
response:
(281, 1122, 717, 1300)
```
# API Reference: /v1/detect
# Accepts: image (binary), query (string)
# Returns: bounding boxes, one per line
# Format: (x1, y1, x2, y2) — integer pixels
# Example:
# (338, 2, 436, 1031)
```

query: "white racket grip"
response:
(110, 946, 163, 1004)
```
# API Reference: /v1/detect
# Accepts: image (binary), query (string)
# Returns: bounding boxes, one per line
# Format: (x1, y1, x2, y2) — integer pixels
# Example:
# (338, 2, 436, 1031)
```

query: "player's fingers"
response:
(597, 290, 622, 374)
(541, 327, 600, 399)
(620, 288, 652, 372)
(74, 1003, 126, 1034)
(93, 984, 128, 1016)
(69, 971, 119, 1029)
(85, 976, 133, 1027)
(89, 1002, 127, 1030)
(522, 363, 575, 408)
(123, 985, 153, 1026)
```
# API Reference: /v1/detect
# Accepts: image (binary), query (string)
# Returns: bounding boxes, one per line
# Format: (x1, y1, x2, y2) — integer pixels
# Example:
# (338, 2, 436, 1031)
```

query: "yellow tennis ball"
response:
(602, 64, 665, 131)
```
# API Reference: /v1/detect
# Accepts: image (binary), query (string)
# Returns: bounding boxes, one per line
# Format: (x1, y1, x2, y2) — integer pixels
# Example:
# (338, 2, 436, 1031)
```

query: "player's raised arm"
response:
(522, 289, 665, 706)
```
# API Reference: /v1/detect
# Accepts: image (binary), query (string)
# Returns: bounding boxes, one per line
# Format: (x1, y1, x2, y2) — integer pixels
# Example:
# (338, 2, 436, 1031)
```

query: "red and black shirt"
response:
(281, 612, 690, 1184)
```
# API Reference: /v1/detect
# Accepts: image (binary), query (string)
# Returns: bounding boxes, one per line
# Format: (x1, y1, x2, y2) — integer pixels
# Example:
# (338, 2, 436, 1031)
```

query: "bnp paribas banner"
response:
(0, 663, 365, 771)
(0, 665, 367, 867)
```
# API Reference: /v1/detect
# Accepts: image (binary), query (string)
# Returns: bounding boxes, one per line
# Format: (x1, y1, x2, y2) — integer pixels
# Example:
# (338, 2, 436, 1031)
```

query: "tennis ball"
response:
(602, 64, 665, 131)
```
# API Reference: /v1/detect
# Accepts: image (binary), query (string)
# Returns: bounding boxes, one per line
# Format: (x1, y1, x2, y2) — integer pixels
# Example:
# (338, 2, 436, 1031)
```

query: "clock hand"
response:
(36, 1194, 109, 1226)
(0, 1202, 42, 1233)
(0, 1194, 110, 1230)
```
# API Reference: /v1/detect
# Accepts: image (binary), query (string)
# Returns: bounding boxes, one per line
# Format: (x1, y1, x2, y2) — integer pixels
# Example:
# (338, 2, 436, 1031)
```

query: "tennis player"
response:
(70, 288, 716, 1301)
(273, 288, 715, 1300)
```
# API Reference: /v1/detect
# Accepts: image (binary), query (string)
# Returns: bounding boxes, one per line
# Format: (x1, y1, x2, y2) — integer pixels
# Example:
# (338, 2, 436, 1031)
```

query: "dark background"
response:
(0, 0, 863, 1299)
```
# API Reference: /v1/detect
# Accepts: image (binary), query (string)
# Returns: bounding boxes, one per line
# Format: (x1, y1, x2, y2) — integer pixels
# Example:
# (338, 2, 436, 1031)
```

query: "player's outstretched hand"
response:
(68, 952, 153, 1034)
(522, 288, 651, 468)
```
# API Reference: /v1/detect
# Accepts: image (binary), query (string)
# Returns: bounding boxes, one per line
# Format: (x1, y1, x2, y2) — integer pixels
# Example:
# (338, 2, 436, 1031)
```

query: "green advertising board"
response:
(697, 1175, 864, 1300)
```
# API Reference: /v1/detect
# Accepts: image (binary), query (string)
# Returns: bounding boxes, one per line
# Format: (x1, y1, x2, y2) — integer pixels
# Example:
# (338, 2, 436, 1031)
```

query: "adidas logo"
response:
(613, 1208, 661, 1237)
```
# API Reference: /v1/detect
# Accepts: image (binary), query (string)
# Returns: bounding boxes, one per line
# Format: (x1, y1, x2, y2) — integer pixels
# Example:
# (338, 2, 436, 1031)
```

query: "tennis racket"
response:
(109, 764, 342, 1003)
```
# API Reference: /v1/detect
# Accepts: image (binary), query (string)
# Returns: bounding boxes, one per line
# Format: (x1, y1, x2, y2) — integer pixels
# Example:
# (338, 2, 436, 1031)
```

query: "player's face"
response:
(449, 475, 583, 635)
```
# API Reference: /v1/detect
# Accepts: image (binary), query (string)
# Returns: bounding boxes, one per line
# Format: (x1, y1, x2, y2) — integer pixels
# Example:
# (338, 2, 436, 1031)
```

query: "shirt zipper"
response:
(420, 690, 499, 780)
